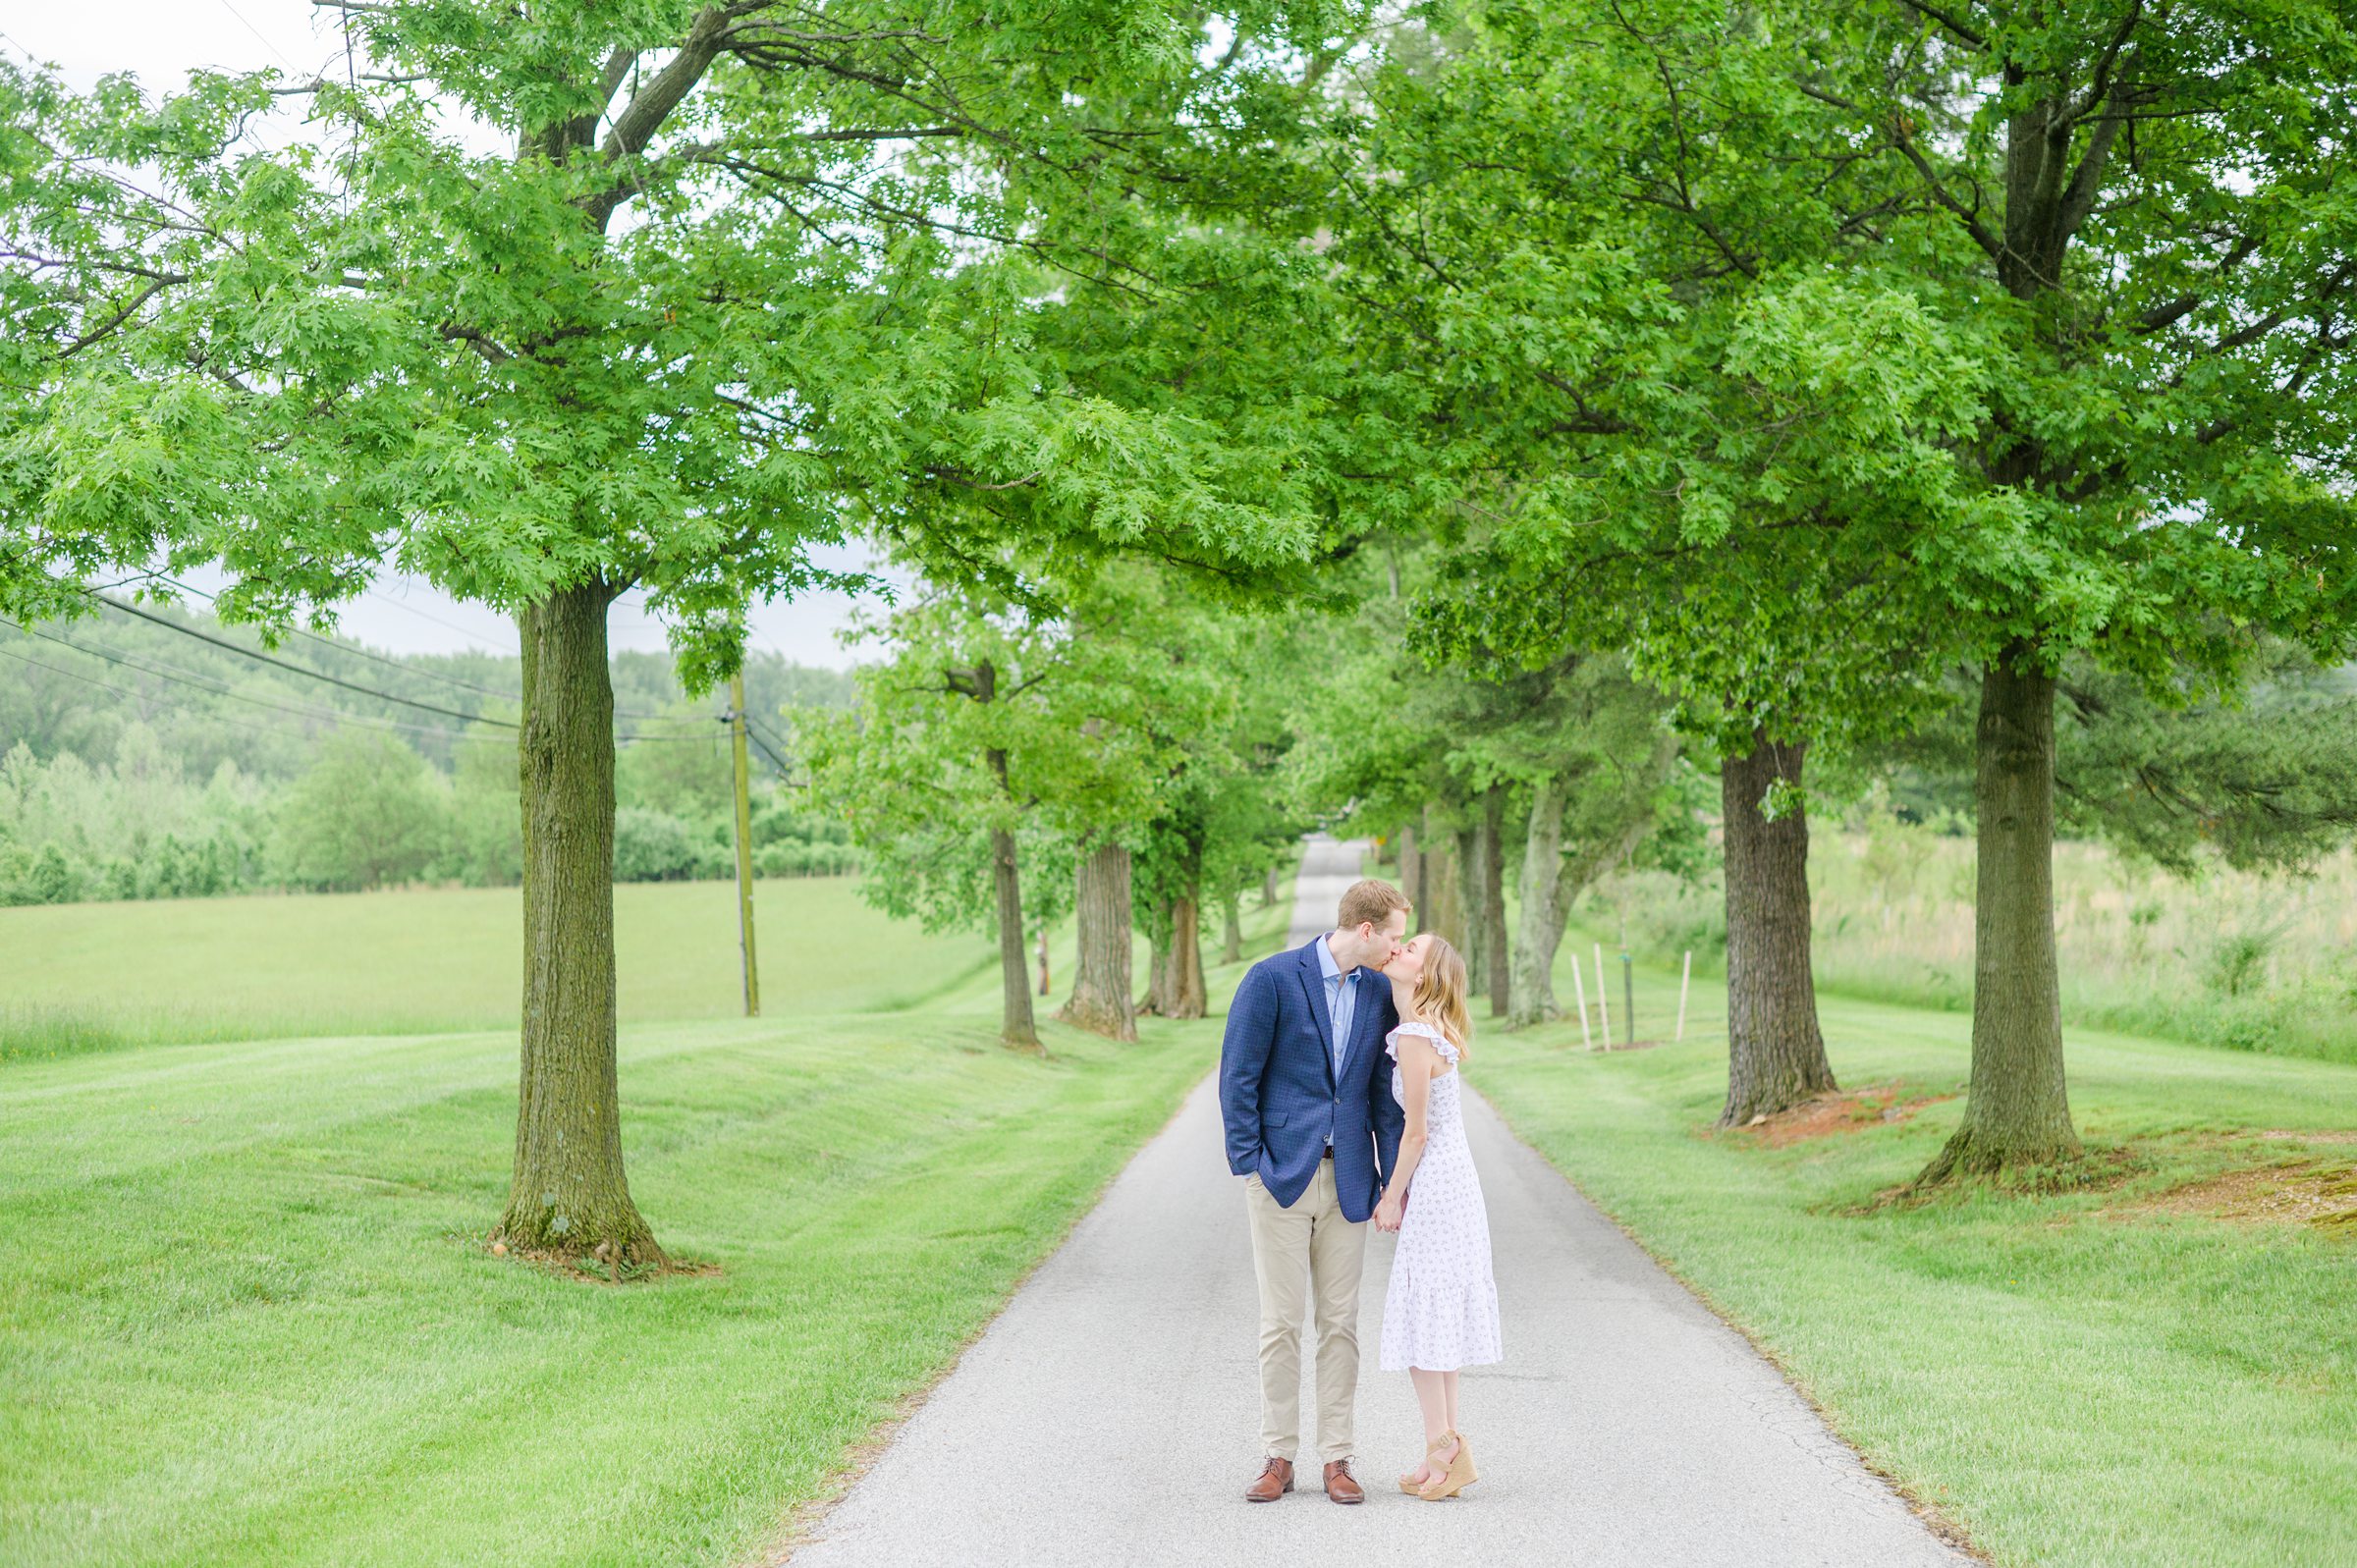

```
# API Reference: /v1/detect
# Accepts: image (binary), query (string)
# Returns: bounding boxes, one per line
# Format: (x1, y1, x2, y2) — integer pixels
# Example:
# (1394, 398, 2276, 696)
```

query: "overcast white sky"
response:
(3, 2, 887, 666)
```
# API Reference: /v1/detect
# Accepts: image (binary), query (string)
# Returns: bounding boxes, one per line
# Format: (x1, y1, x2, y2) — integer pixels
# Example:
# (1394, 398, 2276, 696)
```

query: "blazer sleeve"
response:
(1368, 998, 1405, 1179)
(1218, 963, 1278, 1176)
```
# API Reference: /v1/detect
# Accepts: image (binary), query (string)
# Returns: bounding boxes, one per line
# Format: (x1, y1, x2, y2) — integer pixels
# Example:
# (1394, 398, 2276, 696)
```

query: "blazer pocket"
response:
(1265, 1110, 1289, 1127)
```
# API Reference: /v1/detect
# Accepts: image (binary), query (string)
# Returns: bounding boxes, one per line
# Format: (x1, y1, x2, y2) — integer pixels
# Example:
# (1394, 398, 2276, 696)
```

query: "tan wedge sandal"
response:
(1415, 1430, 1477, 1500)
(1399, 1432, 1455, 1493)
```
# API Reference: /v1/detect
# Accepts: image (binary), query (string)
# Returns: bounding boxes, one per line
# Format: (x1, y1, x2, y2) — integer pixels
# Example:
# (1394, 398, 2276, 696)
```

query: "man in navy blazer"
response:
(1219, 877, 1409, 1505)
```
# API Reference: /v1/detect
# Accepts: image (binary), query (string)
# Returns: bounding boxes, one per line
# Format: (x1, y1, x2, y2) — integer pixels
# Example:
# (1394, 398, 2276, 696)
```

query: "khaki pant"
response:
(1243, 1160, 1368, 1464)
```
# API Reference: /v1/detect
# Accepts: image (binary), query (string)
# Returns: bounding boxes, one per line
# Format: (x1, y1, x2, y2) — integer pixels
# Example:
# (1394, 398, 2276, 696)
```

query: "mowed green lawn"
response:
(1, 881, 1290, 1568)
(0, 877, 1038, 1058)
(1482, 947, 2357, 1568)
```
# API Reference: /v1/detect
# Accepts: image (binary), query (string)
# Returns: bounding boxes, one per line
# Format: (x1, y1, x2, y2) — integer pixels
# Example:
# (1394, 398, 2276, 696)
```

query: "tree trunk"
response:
(1453, 824, 1481, 976)
(1260, 866, 1279, 907)
(1398, 825, 1421, 926)
(1509, 778, 1567, 1027)
(496, 581, 663, 1269)
(1718, 731, 1836, 1126)
(1143, 930, 1173, 1016)
(1222, 889, 1243, 965)
(1165, 892, 1207, 1018)
(1919, 653, 2081, 1181)
(989, 808, 1039, 1052)
(1425, 803, 1466, 947)
(1507, 738, 1677, 1032)
(1481, 787, 1510, 1019)
(1060, 839, 1135, 1041)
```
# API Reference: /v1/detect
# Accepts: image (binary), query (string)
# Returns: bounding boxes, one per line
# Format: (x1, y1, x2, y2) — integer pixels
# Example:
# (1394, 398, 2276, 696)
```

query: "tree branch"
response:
(56, 277, 174, 357)
(1891, 118, 2003, 261)
(2058, 2, 2142, 130)
(1895, 0, 1988, 49)
(596, 7, 732, 169)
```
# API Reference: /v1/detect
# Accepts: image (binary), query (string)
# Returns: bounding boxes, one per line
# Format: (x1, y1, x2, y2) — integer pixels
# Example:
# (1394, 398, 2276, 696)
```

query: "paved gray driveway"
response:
(784, 838, 1964, 1567)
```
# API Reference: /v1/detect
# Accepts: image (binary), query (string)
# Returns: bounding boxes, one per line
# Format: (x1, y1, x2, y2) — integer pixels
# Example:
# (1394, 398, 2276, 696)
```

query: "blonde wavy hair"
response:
(1407, 935, 1473, 1060)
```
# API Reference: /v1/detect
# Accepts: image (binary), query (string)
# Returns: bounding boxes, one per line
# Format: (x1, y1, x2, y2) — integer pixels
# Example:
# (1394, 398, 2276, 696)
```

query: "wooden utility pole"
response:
(729, 669, 760, 1018)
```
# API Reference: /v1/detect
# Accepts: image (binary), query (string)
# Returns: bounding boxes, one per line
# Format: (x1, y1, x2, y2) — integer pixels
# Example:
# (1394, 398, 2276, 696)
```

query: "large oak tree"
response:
(1, 1, 1348, 1264)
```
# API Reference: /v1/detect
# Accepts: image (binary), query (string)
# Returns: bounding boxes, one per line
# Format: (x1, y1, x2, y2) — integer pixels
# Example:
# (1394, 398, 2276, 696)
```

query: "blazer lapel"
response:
(1337, 973, 1381, 1082)
(1295, 940, 1338, 1090)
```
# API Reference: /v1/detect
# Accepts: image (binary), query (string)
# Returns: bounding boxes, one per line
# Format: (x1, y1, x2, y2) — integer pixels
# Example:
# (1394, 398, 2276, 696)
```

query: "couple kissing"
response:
(1218, 877, 1503, 1507)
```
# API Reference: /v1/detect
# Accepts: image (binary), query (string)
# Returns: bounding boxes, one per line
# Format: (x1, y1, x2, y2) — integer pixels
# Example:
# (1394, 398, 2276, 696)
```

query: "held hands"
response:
(1374, 1191, 1406, 1232)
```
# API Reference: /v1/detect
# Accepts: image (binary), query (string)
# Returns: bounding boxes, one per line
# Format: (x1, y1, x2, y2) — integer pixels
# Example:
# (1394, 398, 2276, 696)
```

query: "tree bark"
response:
(1261, 866, 1280, 907)
(1919, 653, 2081, 1181)
(988, 805, 1039, 1052)
(1508, 778, 1567, 1027)
(1425, 803, 1466, 947)
(1060, 839, 1135, 1041)
(1453, 824, 1481, 976)
(1143, 930, 1172, 1016)
(1717, 731, 1836, 1126)
(1481, 787, 1510, 1019)
(1507, 737, 1678, 1032)
(1222, 889, 1243, 965)
(1165, 892, 1207, 1018)
(496, 581, 662, 1269)
(1398, 825, 1421, 925)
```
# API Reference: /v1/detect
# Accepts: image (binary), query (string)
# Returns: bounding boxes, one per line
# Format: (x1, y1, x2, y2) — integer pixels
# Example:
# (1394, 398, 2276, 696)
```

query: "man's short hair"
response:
(1338, 878, 1411, 932)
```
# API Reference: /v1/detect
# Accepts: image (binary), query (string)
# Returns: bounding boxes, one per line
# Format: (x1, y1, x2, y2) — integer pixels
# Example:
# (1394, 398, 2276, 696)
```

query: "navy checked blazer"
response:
(1218, 936, 1404, 1222)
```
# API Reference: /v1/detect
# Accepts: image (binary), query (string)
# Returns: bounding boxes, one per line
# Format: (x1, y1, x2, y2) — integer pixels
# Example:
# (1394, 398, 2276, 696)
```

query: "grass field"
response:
(1479, 946, 2357, 1568)
(1586, 827, 2357, 1066)
(0, 879, 1291, 1568)
(16, 854, 2354, 1567)
(0, 876, 1122, 1060)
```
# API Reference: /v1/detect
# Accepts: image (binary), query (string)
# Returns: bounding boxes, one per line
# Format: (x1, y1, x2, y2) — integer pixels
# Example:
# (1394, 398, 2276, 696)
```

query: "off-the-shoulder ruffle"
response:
(1385, 1019, 1461, 1063)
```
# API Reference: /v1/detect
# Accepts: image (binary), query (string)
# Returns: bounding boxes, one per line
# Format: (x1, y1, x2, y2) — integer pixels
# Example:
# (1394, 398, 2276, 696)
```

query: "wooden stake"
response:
(1593, 943, 1610, 1046)
(1676, 950, 1692, 1042)
(1621, 947, 1634, 1049)
(1570, 944, 1593, 1051)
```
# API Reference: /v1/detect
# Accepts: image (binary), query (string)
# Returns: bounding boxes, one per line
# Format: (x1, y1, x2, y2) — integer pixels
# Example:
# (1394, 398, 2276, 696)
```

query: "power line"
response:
(133, 573, 528, 704)
(89, 590, 522, 730)
(3, 623, 723, 748)
(133, 573, 716, 726)
(147, 597, 527, 707)
(363, 585, 522, 654)
(213, 0, 299, 70)
(0, 641, 410, 749)
(744, 712, 795, 760)
(7, 620, 507, 742)
(741, 720, 795, 779)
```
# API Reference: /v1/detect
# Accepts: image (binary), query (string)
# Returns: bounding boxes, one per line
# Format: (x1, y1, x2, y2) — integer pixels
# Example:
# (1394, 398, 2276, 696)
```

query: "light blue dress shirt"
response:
(1316, 937, 1358, 1149)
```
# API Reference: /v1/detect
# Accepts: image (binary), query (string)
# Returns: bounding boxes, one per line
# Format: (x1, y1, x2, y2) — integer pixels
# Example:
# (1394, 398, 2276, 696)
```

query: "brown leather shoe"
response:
(1243, 1457, 1294, 1502)
(1324, 1460, 1365, 1504)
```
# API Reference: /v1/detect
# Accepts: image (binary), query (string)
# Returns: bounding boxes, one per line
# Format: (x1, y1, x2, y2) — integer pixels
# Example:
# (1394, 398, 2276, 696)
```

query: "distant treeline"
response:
(0, 603, 858, 904)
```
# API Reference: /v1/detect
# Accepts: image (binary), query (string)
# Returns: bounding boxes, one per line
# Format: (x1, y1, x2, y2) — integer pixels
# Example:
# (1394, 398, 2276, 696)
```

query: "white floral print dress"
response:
(1379, 1021, 1504, 1373)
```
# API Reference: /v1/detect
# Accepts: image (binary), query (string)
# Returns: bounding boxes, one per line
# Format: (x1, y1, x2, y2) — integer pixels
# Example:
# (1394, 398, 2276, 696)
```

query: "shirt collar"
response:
(1318, 934, 1349, 985)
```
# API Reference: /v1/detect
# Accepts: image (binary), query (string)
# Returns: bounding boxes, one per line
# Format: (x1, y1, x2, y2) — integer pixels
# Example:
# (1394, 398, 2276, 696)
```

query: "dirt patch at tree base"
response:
(2129, 1162, 2357, 1232)
(1724, 1083, 1956, 1149)
(481, 1235, 725, 1285)
(1848, 1143, 2149, 1213)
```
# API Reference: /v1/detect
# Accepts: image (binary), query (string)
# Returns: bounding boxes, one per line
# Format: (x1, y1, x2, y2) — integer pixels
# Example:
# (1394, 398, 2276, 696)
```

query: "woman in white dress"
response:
(1373, 933, 1502, 1500)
